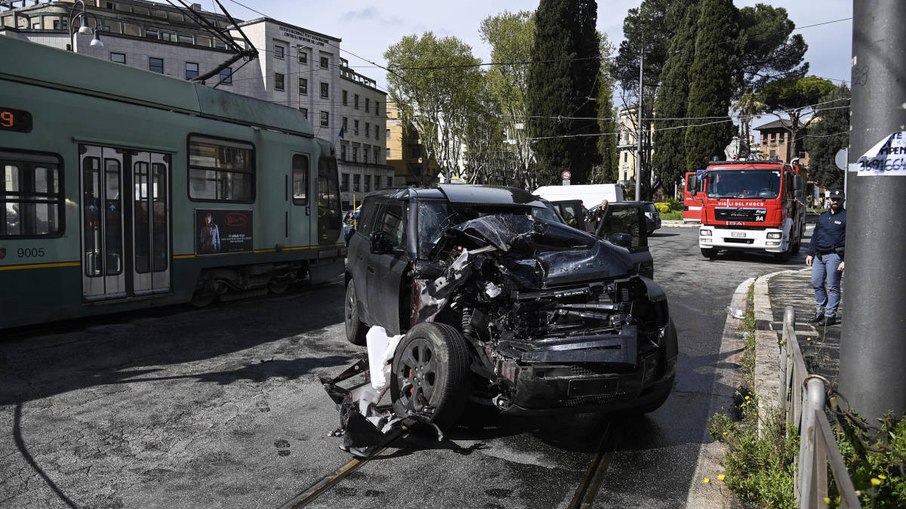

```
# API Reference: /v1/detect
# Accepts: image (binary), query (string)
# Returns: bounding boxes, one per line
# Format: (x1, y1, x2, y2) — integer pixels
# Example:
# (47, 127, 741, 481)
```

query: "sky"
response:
(213, 0, 853, 123)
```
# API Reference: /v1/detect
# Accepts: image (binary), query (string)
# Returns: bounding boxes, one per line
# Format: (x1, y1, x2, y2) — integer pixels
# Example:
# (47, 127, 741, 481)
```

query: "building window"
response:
(386, 147, 391, 158)
(365, 98, 370, 113)
(188, 135, 255, 202)
(354, 120, 359, 136)
(275, 73, 285, 91)
(298, 49, 307, 64)
(299, 107, 308, 119)
(146, 28, 159, 39)
(342, 90, 348, 106)
(320, 56, 329, 69)
(319, 82, 329, 99)
(274, 43, 285, 59)
(365, 122, 370, 138)
(340, 144, 347, 161)
(352, 146, 358, 162)
(364, 174, 371, 192)
(299, 78, 308, 95)
(354, 94, 359, 109)
(320, 111, 329, 127)
(374, 125, 379, 139)
(177, 34, 194, 44)
(342, 117, 348, 131)
(292, 154, 308, 205)
(53, 19, 68, 30)
(373, 146, 380, 164)
(185, 62, 199, 80)
(110, 52, 126, 64)
(386, 129, 390, 139)
(341, 173, 349, 192)
(1, 154, 63, 238)
(363, 145, 369, 163)
(386, 176, 392, 188)
(353, 174, 360, 192)
(219, 67, 232, 85)
(149, 57, 164, 74)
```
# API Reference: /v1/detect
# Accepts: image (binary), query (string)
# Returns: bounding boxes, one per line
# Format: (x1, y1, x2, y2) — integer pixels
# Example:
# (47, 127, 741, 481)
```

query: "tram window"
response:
(292, 154, 309, 205)
(1, 153, 63, 238)
(188, 135, 254, 203)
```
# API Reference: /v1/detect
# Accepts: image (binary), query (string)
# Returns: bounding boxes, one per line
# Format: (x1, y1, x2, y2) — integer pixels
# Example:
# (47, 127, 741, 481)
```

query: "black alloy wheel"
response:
(391, 322, 471, 429)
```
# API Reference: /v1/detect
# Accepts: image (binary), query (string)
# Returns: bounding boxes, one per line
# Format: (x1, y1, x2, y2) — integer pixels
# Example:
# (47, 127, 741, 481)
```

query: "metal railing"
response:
(779, 305, 861, 509)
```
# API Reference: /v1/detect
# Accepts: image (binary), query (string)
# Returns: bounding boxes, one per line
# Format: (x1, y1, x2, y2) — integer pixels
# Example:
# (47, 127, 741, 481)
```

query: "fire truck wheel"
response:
(774, 249, 791, 263)
(700, 248, 718, 259)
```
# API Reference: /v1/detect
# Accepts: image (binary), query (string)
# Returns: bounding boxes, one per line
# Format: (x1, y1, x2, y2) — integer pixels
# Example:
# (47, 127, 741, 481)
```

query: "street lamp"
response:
(69, 0, 104, 51)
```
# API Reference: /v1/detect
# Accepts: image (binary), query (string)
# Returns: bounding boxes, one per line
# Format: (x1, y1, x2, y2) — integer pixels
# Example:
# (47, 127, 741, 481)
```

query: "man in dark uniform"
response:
(806, 189, 847, 326)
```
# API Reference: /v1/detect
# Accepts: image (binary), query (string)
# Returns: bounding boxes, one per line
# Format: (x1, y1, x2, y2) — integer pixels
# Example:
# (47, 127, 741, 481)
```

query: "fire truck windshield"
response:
(706, 170, 780, 199)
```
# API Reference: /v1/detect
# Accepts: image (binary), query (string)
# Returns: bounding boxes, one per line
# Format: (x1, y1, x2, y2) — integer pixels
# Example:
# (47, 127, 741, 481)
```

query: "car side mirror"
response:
(370, 231, 388, 254)
(608, 232, 633, 249)
(793, 174, 802, 191)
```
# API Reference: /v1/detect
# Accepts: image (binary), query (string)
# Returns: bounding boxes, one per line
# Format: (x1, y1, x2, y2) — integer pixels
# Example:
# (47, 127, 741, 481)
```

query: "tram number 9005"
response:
(18, 247, 46, 258)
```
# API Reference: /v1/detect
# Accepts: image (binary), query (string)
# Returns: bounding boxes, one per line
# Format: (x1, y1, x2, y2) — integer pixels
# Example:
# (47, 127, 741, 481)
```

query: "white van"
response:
(534, 184, 624, 210)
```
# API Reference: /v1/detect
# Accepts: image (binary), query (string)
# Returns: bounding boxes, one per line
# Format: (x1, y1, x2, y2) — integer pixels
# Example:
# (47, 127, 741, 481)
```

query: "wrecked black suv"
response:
(344, 184, 677, 424)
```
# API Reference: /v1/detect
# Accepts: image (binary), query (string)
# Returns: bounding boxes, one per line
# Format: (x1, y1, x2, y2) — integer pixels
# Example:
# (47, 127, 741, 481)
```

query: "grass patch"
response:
(660, 210, 683, 221)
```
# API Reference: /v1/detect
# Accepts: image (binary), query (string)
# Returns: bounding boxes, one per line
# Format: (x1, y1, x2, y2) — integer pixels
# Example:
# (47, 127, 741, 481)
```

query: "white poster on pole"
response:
(850, 131, 906, 176)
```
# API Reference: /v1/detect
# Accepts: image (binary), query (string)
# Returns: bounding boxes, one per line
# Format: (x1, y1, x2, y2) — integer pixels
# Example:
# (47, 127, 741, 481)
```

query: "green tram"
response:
(0, 36, 344, 329)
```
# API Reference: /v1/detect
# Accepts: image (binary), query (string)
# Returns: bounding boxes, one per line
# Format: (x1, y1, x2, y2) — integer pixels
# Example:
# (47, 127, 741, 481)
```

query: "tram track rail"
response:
(276, 418, 617, 509)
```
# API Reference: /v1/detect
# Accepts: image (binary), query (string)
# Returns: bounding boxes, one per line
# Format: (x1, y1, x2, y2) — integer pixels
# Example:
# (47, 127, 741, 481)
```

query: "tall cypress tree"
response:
(684, 0, 739, 169)
(652, 1, 698, 193)
(527, 0, 601, 184)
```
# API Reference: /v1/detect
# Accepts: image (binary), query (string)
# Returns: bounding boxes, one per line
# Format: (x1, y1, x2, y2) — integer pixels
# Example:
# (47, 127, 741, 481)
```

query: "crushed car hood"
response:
(445, 215, 635, 288)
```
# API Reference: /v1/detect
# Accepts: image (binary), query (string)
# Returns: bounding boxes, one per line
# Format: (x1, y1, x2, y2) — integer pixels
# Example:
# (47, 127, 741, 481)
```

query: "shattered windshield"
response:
(416, 200, 562, 259)
(706, 170, 780, 199)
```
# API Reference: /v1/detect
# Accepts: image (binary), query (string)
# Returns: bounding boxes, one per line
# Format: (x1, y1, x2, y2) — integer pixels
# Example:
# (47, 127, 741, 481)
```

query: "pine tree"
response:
(804, 85, 850, 189)
(527, 0, 601, 184)
(651, 1, 698, 194)
(684, 0, 739, 170)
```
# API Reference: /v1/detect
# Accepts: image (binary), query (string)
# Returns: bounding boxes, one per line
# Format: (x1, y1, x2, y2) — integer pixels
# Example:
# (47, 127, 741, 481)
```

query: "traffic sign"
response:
(561, 170, 571, 180)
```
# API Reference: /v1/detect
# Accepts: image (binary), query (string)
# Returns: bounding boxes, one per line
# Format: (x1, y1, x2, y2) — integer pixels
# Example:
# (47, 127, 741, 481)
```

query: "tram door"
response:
(80, 145, 170, 300)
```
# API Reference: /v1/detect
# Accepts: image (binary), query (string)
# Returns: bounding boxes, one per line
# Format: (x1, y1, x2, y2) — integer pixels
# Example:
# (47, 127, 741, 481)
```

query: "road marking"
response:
(566, 419, 614, 509)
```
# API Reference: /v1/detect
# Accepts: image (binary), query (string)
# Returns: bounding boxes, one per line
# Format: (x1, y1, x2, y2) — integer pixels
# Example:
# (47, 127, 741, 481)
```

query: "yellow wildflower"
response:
(879, 474, 887, 480)
(871, 478, 882, 486)
(703, 477, 711, 484)
(717, 474, 726, 481)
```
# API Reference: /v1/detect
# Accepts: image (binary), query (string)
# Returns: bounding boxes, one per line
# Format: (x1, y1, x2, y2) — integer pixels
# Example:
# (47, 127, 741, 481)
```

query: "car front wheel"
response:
(390, 322, 472, 430)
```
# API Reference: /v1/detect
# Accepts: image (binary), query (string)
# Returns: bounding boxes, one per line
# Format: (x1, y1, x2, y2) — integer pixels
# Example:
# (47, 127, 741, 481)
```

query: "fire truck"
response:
(691, 160, 805, 260)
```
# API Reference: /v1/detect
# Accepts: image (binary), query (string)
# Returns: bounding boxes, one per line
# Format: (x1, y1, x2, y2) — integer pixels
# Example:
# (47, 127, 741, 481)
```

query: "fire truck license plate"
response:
(731, 231, 746, 238)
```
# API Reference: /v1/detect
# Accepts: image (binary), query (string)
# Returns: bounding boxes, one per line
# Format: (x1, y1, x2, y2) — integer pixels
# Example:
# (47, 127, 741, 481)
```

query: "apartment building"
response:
(0, 0, 389, 211)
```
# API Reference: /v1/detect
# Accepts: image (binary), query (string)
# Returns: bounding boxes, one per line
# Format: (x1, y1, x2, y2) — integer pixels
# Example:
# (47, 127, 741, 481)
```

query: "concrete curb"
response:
(685, 277, 754, 509)
(661, 220, 700, 228)
(753, 271, 786, 430)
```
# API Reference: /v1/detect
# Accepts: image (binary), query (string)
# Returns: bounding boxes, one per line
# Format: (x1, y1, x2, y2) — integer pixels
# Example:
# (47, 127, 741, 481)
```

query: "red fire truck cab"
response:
(692, 160, 805, 261)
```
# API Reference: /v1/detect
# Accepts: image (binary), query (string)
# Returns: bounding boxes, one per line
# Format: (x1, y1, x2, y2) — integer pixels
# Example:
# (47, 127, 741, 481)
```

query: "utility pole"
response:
(635, 48, 643, 202)
(838, 0, 906, 424)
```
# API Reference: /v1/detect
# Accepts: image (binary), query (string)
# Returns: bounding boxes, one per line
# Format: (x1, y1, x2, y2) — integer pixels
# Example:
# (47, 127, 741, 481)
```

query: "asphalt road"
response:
(0, 227, 807, 509)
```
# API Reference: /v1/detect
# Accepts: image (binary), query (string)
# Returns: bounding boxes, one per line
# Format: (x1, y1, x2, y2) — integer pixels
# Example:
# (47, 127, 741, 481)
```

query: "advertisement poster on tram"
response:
(195, 209, 253, 254)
